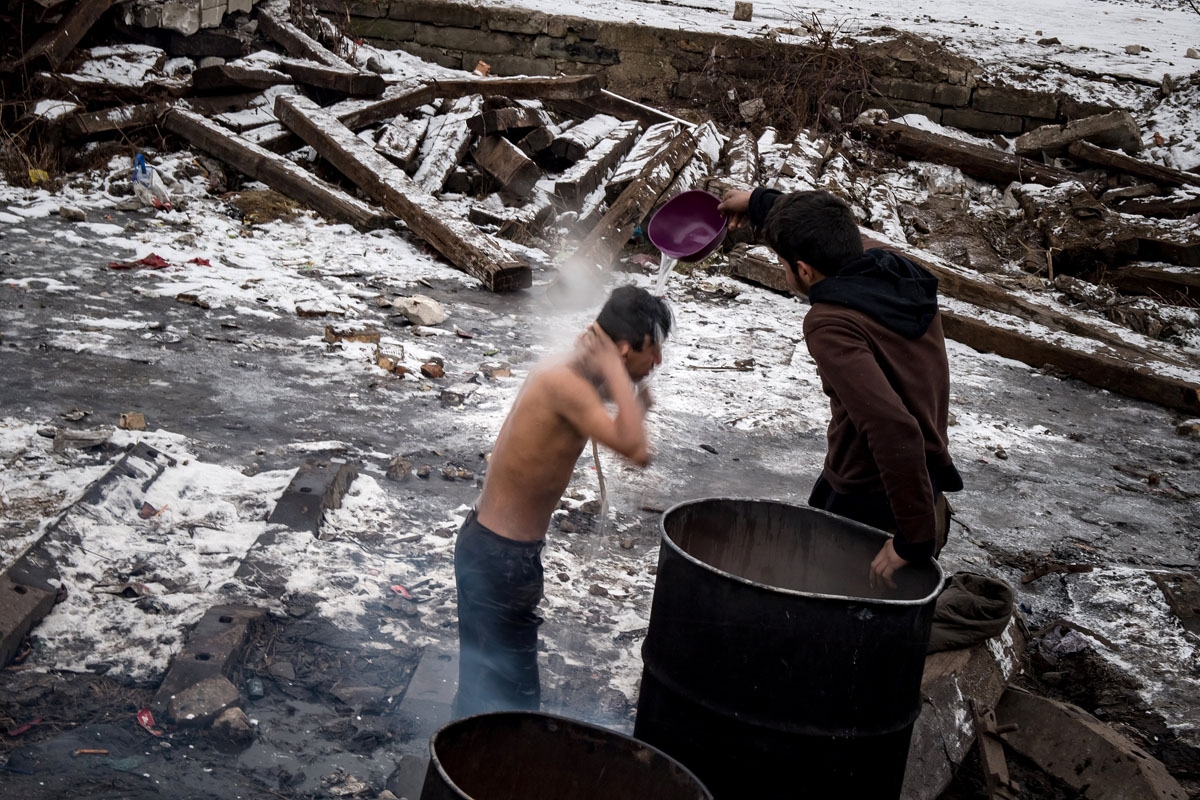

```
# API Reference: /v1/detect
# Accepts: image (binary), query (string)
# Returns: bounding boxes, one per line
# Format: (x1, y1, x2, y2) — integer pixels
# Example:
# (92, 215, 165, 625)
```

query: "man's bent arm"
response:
(554, 369, 650, 466)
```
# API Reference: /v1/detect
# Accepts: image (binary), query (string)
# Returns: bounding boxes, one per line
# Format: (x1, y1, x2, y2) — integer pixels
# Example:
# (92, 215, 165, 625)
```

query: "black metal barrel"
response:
(420, 711, 713, 800)
(633, 498, 944, 799)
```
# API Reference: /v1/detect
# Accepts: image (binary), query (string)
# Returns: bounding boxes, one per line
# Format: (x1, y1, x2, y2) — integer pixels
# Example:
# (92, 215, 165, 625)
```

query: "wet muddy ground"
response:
(2, 204, 1200, 798)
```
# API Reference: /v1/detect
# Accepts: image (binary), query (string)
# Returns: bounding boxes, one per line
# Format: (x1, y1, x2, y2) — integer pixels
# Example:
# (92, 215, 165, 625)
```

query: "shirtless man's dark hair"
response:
(452, 285, 671, 718)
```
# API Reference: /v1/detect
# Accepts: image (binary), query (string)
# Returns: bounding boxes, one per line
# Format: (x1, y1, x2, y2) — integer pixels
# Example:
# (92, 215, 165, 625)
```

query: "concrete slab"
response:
(267, 458, 358, 535)
(0, 573, 57, 668)
(386, 646, 458, 800)
(152, 604, 266, 721)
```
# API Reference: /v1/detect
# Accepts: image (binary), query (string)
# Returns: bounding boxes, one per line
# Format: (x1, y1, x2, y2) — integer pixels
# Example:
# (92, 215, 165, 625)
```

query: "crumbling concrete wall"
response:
(124, 0, 260, 37)
(313, 0, 1108, 134)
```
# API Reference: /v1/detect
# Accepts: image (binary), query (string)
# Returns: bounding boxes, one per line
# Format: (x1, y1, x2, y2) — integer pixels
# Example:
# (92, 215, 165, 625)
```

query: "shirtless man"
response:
(452, 285, 672, 718)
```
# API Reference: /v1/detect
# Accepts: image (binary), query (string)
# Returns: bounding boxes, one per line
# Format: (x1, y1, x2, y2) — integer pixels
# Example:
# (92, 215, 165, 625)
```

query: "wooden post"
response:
(274, 95, 531, 292)
(163, 107, 388, 231)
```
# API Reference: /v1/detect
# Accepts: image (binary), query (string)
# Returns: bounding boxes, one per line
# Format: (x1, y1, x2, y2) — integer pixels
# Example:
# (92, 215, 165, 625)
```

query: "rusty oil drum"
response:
(419, 711, 713, 800)
(633, 498, 944, 799)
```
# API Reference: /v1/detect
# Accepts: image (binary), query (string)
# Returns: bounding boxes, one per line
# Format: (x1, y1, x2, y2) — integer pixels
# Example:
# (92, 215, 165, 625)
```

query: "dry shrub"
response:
(224, 189, 306, 224)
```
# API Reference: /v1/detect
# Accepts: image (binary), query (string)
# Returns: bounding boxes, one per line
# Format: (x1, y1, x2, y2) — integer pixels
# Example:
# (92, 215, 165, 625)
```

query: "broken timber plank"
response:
(941, 309, 1200, 415)
(5, 0, 115, 71)
(569, 124, 699, 272)
(854, 117, 1074, 187)
(516, 126, 554, 156)
(64, 101, 168, 139)
(275, 94, 531, 292)
(662, 120, 724, 202)
(376, 115, 428, 172)
(551, 113, 622, 163)
(773, 129, 831, 192)
(1106, 264, 1200, 305)
(604, 121, 683, 204)
(278, 60, 385, 96)
(163, 106, 388, 231)
(722, 130, 761, 190)
(473, 135, 540, 197)
(336, 75, 599, 135)
(467, 105, 551, 137)
(553, 119, 642, 209)
(1111, 195, 1200, 219)
(413, 95, 483, 194)
(191, 64, 293, 94)
(725, 244, 789, 293)
(1069, 140, 1200, 188)
(549, 89, 684, 129)
(257, 0, 352, 69)
(861, 230, 1198, 370)
(469, 192, 556, 246)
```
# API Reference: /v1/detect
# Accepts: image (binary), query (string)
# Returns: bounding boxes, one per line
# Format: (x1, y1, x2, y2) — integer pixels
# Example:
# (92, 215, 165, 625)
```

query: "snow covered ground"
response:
(2, 0, 1200, 794)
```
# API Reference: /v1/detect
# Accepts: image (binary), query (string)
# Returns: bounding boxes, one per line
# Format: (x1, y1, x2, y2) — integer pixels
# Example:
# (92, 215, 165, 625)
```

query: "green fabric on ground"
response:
(927, 572, 1014, 653)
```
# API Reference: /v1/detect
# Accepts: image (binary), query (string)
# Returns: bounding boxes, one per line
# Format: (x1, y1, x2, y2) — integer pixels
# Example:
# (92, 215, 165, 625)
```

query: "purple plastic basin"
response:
(647, 190, 729, 263)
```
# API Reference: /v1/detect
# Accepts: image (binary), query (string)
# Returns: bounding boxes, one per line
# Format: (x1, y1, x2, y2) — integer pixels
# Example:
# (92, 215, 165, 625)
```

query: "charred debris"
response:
(1, 0, 1199, 414)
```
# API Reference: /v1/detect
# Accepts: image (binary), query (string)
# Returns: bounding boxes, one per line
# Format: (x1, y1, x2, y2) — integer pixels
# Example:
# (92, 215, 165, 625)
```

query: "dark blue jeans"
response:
(452, 510, 544, 718)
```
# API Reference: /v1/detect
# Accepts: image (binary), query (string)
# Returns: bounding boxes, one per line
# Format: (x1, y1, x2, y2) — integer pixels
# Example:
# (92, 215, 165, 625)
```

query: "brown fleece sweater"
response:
(803, 304, 954, 547)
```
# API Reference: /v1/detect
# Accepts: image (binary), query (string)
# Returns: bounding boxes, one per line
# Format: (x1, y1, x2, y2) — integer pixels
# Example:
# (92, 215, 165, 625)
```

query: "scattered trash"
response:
(28, 168, 50, 185)
(60, 407, 91, 421)
(120, 411, 147, 431)
(187, 257, 212, 266)
(139, 502, 158, 519)
(390, 585, 413, 600)
(108, 253, 171, 270)
(5, 717, 42, 737)
(132, 153, 173, 211)
(700, 443, 718, 454)
(246, 677, 265, 699)
(136, 708, 163, 736)
(73, 749, 110, 756)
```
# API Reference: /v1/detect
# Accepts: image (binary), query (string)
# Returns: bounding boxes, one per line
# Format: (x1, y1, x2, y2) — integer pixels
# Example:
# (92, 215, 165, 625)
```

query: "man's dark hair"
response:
(761, 190, 863, 277)
(596, 285, 672, 350)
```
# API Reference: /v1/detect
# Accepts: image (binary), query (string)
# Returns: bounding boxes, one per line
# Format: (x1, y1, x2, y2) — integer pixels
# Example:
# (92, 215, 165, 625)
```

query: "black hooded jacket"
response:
(750, 187, 962, 559)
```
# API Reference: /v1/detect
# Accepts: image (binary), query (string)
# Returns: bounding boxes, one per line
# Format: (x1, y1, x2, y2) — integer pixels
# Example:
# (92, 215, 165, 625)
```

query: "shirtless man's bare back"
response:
(453, 286, 671, 717)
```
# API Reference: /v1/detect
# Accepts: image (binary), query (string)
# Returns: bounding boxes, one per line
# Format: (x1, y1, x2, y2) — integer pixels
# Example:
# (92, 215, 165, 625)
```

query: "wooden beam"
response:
(1111, 195, 1200, 219)
(1069, 140, 1200, 188)
(551, 114, 621, 163)
(466, 105, 551, 137)
(469, 193, 556, 245)
(163, 106, 388, 231)
(725, 245, 1200, 414)
(64, 101, 168, 139)
(722, 130, 760, 190)
(257, 0, 350, 69)
(472, 134, 540, 197)
(1105, 264, 1200, 305)
(277, 60, 385, 96)
(568, 124, 699, 272)
(413, 95, 482, 194)
(191, 64, 293, 94)
(604, 121, 683, 204)
(548, 89, 686, 128)
(552, 119, 641, 209)
(854, 117, 1074, 187)
(274, 95, 531, 292)
(7, 0, 114, 71)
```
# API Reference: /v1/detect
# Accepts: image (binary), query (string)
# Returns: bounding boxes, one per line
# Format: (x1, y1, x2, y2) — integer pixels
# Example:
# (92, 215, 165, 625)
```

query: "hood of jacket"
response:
(808, 248, 939, 339)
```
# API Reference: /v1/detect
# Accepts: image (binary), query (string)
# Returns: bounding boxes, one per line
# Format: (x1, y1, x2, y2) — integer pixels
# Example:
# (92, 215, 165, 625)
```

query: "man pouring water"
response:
(718, 187, 963, 589)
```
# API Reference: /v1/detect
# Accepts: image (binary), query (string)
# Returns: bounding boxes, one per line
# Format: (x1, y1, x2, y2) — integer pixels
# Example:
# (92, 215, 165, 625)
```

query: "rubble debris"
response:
(1014, 109, 1143, 157)
(268, 459, 358, 535)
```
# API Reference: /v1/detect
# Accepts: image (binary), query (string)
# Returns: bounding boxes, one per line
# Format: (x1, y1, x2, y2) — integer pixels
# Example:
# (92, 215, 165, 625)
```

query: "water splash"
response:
(654, 254, 677, 297)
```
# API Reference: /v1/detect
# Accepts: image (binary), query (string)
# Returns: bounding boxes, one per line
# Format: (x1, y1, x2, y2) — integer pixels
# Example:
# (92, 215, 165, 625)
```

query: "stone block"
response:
(486, 9, 548, 36)
(471, 53, 556, 77)
(415, 24, 520, 55)
(389, 0, 480, 28)
(227, 0, 253, 13)
(873, 77, 937, 103)
(932, 83, 972, 107)
(942, 107, 1023, 134)
(312, 0, 384, 18)
(0, 574, 56, 669)
(547, 15, 603, 40)
(1014, 108, 1141, 156)
(200, 5, 225, 28)
(532, 35, 619, 65)
(676, 72, 726, 103)
(865, 97, 943, 124)
(973, 86, 1059, 119)
(351, 18, 416, 42)
(733, 2, 753, 22)
(200, 0, 223, 11)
